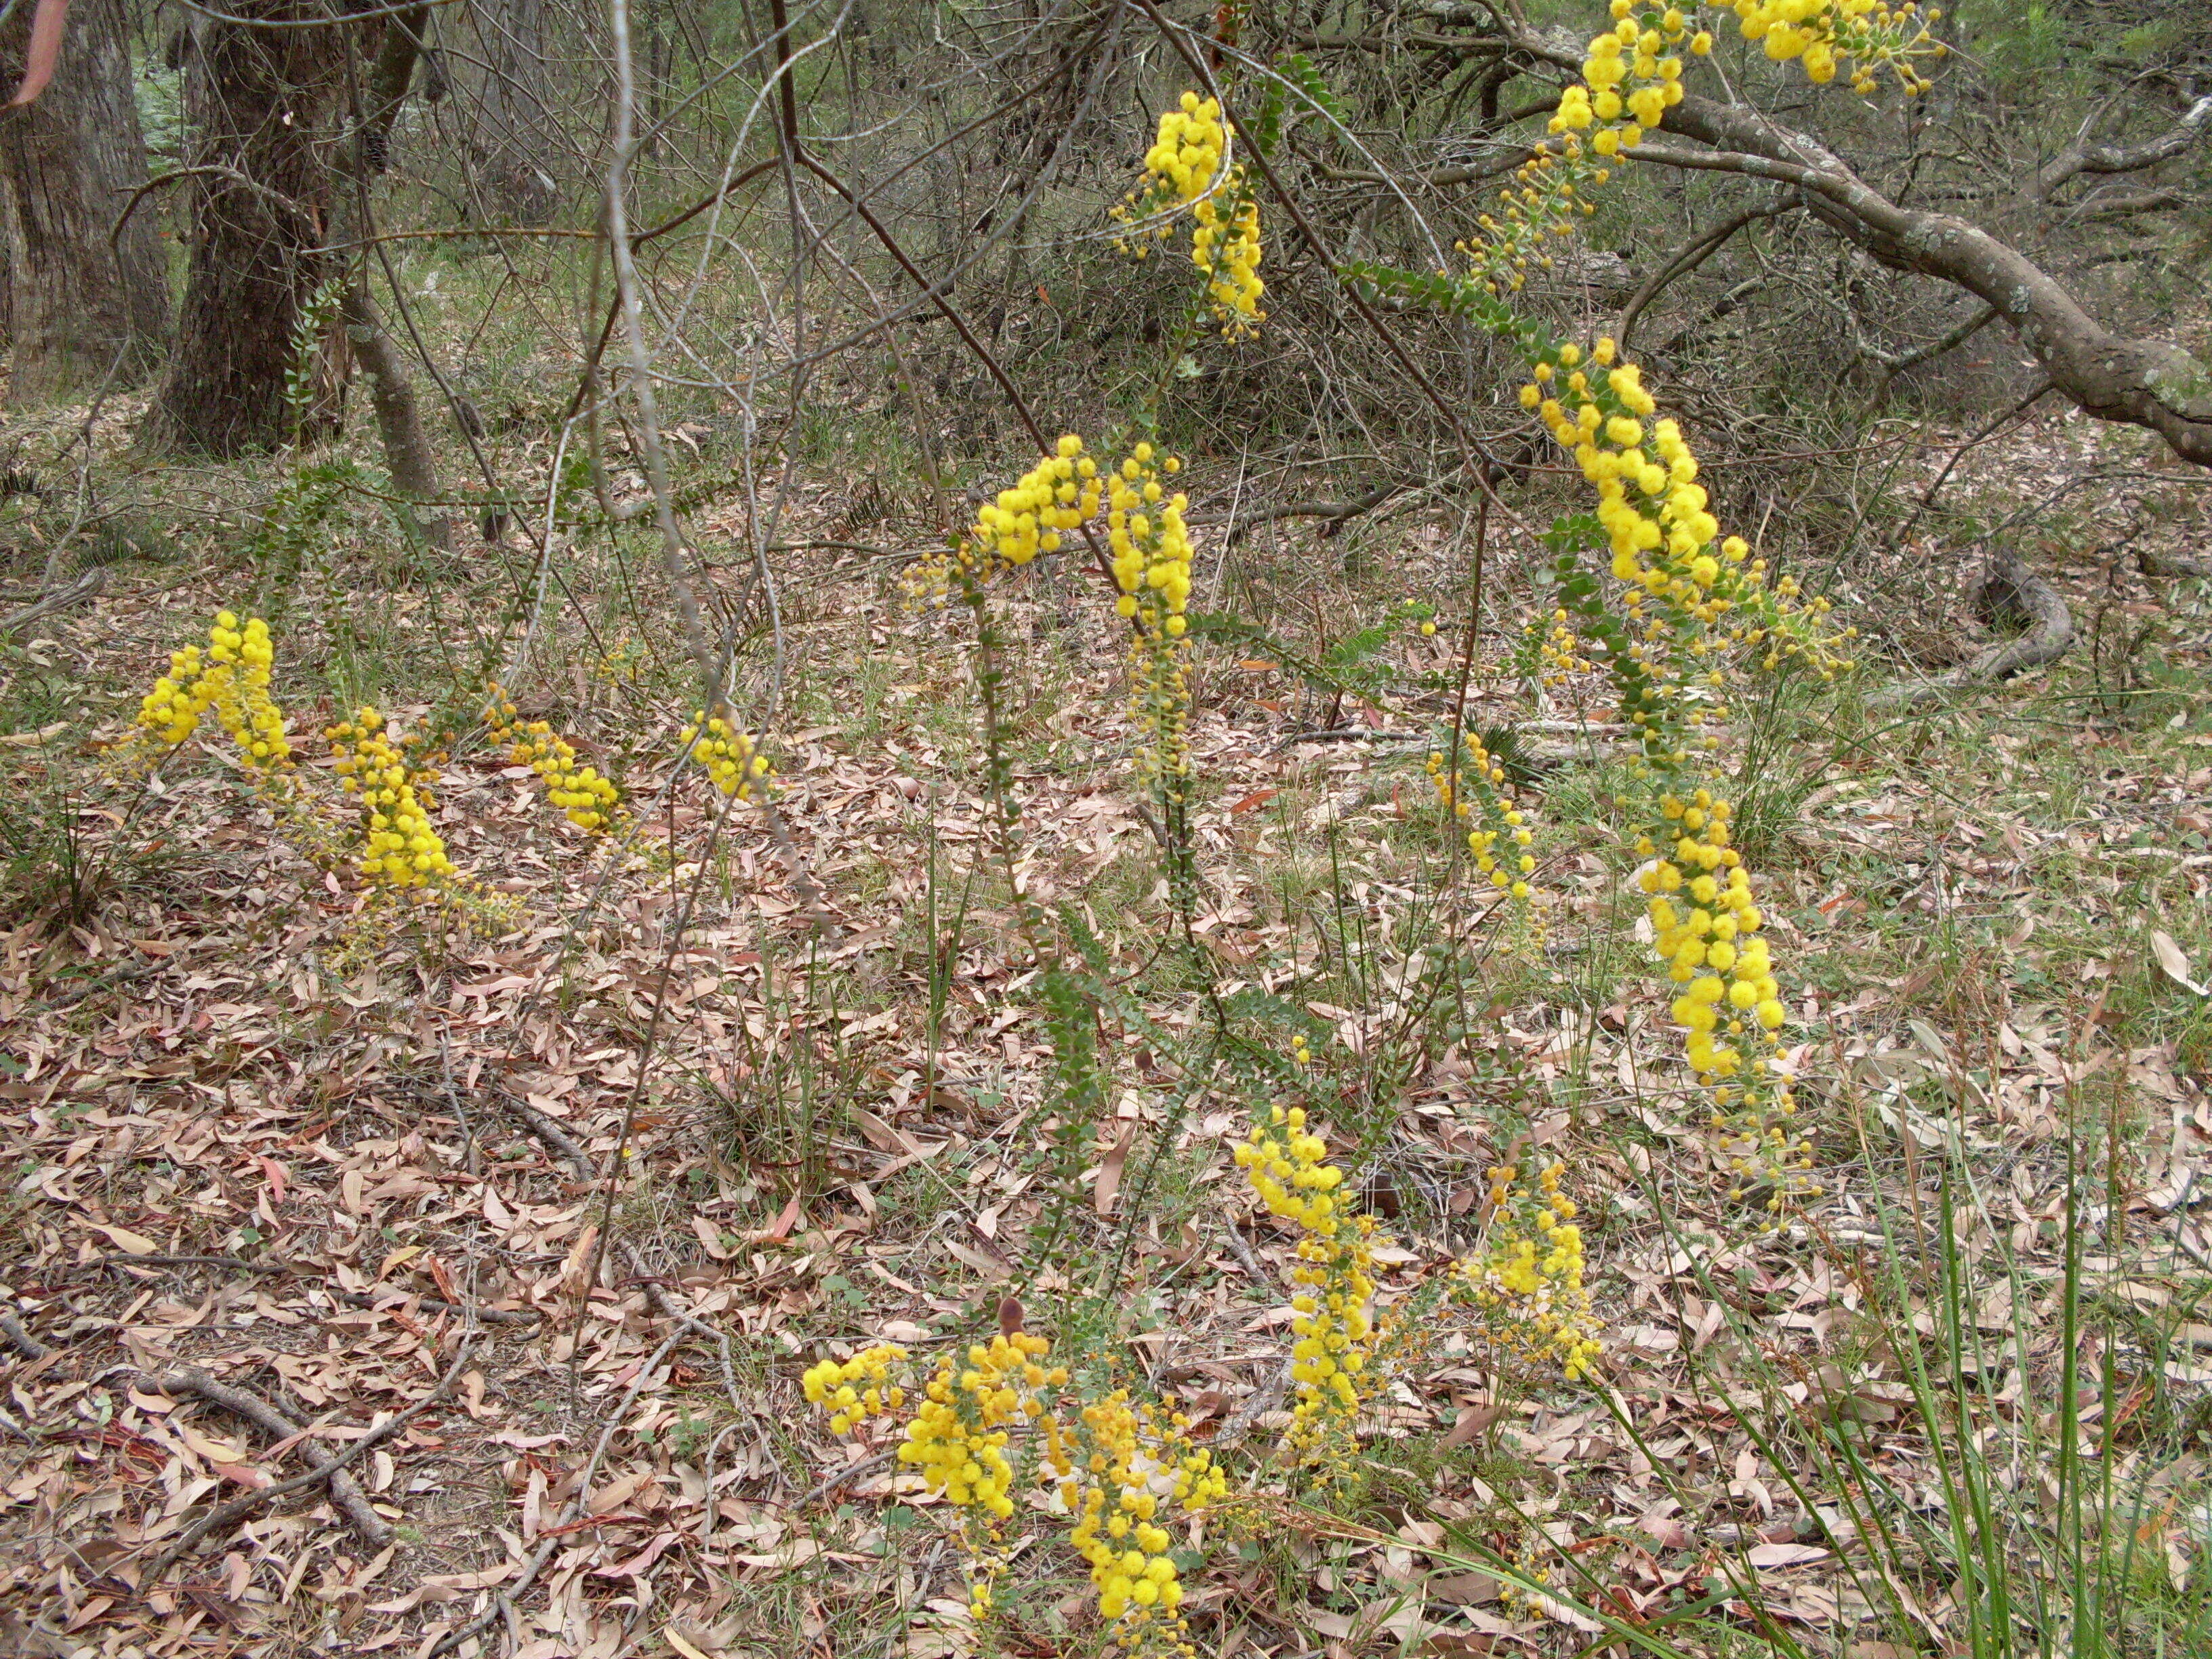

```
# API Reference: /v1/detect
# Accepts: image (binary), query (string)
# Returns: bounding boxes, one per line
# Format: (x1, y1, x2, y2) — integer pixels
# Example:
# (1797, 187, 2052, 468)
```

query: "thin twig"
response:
(498, 1093, 594, 1178)
(0, 566, 103, 640)
(1219, 1223, 1270, 1290)
(1216, 1358, 1297, 1449)
(78, 1255, 537, 1323)
(1895, 381, 2055, 544)
(430, 1327, 686, 1656)
(143, 1336, 475, 1580)
(144, 1368, 391, 1548)
(1269, 726, 1427, 752)
(789, 1449, 896, 1510)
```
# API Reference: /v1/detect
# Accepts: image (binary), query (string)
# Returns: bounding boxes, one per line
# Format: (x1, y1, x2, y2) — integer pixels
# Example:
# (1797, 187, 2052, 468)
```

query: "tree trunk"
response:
(467, 0, 561, 225)
(336, 7, 450, 550)
(142, 3, 348, 457)
(0, 0, 169, 402)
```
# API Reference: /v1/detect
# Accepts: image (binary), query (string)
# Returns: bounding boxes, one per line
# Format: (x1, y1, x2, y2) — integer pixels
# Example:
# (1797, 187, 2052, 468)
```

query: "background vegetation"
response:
(1, 1, 2211, 1656)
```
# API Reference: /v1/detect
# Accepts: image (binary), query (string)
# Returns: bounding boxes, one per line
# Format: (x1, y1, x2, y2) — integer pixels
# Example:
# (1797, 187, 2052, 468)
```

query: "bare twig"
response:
(143, 1336, 475, 1580)
(1219, 1223, 1270, 1289)
(1856, 303, 2000, 415)
(79, 1254, 536, 1322)
(789, 1448, 896, 1510)
(1269, 727, 1428, 752)
(144, 1368, 392, 1548)
(0, 1314, 49, 1361)
(1618, 194, 1795, 350)
(2026, 94, 2212, 201)
(429, 1327, 686, 1656)
(1896, 382, 2056, 544)
(1887, 547, 2076, 706)
(2139, 547, 2212, 579)
(498, 1092, 594, 1178)
(0, 566, 102, 640)
(1223, 483, 1402, 546)
(1215, 1357, 1297, 1449)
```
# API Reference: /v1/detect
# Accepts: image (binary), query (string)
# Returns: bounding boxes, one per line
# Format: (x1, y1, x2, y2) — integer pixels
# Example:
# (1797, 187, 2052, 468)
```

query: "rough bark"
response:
(1883, 547, 2076, 705)
(142, 3, 350, 457)
(0, 0, 168, 401)
(334, 5, 449, 548)
(1966, 548, 2074, 682)
(1648, 93, 2212, 467)
(466, 0, 561, 225)
(2024, 96, 2212, 204)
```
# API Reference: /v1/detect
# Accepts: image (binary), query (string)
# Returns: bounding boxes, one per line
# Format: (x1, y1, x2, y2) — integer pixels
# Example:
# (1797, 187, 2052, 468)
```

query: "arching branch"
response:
(1630, 114, 2212, 466)
(1448, 17, 2212, 468)
(2026, 94, 2212, 203)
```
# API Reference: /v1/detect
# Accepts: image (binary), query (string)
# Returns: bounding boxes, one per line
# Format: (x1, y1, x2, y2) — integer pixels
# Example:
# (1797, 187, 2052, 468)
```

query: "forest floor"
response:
(1, 388, 2211, 1659)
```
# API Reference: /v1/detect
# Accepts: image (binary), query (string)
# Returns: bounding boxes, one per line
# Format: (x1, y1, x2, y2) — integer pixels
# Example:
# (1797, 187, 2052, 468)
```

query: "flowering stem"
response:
(1443, 493, 1491, 888)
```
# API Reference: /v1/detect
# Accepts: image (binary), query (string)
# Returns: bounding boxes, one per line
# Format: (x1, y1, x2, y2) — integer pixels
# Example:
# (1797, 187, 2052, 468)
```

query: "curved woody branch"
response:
(1465, 19, 2212, 468)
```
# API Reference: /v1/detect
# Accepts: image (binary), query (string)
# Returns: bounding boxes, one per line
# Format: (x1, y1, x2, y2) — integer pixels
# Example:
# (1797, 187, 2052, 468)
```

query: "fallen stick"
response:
(0, 1313, 47, 1360)
(497, 1093, 594, 1178)
(1218, 1223, 1271, 1291)
(142, 1338, 474, 1580)
(2140, 547, 2212, 579)
(1215, 1356, 1297, 1449)
(1963, 547, 2075, 684)
(634, 1268, 771, 1557)
(146, 1368, 392, 1549)
(340, 1290, 539, 1326)
(0, 565, 103, 641)
(1884, 546, 2076, 708)
(790, 1449, 897, 1510)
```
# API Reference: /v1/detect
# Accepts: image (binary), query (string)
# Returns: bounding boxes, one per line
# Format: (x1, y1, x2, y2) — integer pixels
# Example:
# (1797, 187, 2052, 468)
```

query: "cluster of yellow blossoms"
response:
(1530, 605, 1594, 687)
(1233, 1106, 1378, 1445)
(910, 434, 1195, 794)
(120, 617, 512, 915)
(1191, 184, 1264, 340)
(485, 685, 620, 832)
(1519, 338, 1853, 693)
(326, 709, 457, 892)
(896, 1330, 1057, 1619)
(1641, 792, 1815, 1197)
(1426, 731, 1536, 900)
(897, 1329, 1059, 1521)
(1049, 1391, 1226, 1653)
(130, 611, 292, 781)
(1107, 443, 1195, 791)
(1513, 331, 1841, 1206)
(678, 712, 775, 802)
(1727, 0, 1944, 93)
(1463, 3, 1702, 291)
(1113, 93, 1264, 338)
(979, 436, 1102, 570)
(804, 1324, 1223, 1652)
(800, 1342, 907, 1437)
(1466, 1162, 1603, 1380)
(1467, 0, 1944, 287)
(903, 435, 1101, 608)
(801, 1124, 1607, 1641)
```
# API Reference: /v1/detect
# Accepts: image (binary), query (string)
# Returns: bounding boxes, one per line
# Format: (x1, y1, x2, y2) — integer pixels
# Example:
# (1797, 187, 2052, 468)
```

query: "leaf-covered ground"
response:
(3, 397, 2212, 1658)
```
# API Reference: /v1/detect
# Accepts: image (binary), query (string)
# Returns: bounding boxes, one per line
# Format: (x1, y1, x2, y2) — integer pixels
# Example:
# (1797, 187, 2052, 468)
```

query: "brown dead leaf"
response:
(1094, 1120, 1136, 1216)
(2152, 931, 2209, 997)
